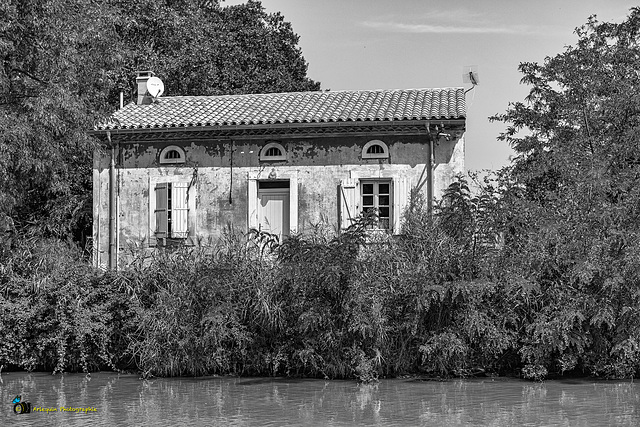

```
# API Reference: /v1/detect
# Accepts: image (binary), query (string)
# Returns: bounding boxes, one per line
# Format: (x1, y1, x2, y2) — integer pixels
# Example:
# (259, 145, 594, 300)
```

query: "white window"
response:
(361, 180, 391, 230)
(159, 145, 186, 164)
(362, 140, 389, 160)
(149, 179, 196, 246)
(259, 142, 287, 161)
(339, 176, 409, 234)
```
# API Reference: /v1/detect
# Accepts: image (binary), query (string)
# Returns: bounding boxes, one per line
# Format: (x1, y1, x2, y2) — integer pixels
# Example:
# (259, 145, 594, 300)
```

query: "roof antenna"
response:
(463, 65, 479, 94)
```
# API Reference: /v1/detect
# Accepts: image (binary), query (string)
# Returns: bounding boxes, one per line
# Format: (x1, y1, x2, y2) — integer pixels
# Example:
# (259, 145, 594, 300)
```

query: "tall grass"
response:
(2, 179, 640, 380)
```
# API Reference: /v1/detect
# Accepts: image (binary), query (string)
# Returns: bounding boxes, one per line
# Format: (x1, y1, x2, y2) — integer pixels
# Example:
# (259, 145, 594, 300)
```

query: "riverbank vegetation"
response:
(2, 5, 640, 381)
(2, 176, 640, 381)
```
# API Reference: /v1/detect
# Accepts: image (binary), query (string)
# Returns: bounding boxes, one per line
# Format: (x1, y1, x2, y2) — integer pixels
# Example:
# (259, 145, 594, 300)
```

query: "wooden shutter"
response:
(247, 178, 258, 230)
(154, 183, 168, 244)
(171, 182, 189, 238)
(339, 178, 359, 230)
(393, 177, 410, 235)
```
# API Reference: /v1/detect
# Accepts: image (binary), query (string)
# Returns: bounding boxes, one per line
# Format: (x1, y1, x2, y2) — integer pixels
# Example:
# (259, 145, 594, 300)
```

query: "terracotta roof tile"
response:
(96, 88, 465, 131)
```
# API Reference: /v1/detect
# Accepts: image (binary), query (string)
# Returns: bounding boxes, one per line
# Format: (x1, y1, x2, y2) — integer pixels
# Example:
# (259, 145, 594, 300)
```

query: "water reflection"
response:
(1, 373, 638, 426)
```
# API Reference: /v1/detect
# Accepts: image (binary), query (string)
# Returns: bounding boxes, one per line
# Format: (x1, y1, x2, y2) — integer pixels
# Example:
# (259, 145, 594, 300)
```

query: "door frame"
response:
(247, 170, 298, 234)
(257, 185, 290, 238)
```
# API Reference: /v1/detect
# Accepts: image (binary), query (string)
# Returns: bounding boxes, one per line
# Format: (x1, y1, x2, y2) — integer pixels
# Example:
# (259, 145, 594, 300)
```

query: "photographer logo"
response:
(12, 395, 32, 415)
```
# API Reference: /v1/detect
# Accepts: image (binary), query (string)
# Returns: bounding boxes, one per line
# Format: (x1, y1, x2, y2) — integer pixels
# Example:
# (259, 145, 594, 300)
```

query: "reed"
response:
(2, 179, 640, 380)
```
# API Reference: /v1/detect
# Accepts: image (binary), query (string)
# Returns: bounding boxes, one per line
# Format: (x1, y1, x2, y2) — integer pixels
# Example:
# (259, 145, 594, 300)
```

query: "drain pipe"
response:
(229, 139, 234, 205)
(427, 125, 434, 214)
(107, 131, 117, 270)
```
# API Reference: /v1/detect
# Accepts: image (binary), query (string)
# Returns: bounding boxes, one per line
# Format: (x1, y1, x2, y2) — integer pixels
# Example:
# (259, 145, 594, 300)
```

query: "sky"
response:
(224, 0, 637, 172)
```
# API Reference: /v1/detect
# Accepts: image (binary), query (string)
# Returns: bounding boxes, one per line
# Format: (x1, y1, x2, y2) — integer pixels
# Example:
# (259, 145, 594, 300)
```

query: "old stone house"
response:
(92, 72, 466, 269)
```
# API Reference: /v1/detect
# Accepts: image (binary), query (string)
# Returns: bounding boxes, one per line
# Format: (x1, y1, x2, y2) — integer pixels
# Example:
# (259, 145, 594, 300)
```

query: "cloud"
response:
(415, 9, 488, 24)
(362, 20, 532, 35)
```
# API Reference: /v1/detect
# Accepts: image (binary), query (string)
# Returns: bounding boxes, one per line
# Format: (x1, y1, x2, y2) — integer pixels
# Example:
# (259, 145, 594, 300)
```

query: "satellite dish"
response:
(146, 76, 165, 98)
(463, 65, 479, 85)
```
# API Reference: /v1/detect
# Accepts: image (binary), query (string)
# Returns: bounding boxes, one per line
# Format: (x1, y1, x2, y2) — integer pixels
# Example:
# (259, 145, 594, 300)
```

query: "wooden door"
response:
(258, 184, 290, 241)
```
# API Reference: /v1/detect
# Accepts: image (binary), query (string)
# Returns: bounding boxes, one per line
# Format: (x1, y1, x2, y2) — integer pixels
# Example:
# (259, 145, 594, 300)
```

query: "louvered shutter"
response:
(155, 183, 168, 239)
(393, 177, 410, 235)
(171, 182, 189, 238)
(339, 178, 359, 230)
(247, 179, 258, 230)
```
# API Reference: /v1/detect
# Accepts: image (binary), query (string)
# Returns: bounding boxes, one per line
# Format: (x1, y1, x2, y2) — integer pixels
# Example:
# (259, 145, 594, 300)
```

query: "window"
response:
(361, 181, 391, 230)
(362, 140, 389, 159)
(265, 146, 282, 157)
(154, 182, 189, 238)
(159, 145, 186, 164)
(259, 142, 287, 161)
(149, 178, 197, 246)
(339, 176, 409, 234)
(165, 150, 181, 160)
(367, 144, 385, 154)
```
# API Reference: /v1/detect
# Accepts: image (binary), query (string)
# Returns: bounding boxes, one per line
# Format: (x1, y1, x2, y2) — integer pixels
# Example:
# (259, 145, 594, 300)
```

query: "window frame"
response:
(339, 175, 409, 235)
(154, 182, 190, 239)
(259, 141, 287, 162)
(159, 145, 186, 165)
(362, 140, 389, 160)
(149, 176, 196, 247)
(360, 179, 392, 231)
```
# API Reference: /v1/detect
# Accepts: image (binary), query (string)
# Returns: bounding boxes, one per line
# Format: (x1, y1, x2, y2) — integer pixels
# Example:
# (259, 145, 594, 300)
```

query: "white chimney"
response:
(136, 70, 155, 105)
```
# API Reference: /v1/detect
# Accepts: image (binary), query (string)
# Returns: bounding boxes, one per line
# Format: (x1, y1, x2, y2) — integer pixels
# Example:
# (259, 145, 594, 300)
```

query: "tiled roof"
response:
(95, 88, 465, 131)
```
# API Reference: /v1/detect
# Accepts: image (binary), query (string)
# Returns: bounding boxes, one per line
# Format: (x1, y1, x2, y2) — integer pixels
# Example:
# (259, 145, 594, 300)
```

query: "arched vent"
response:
(367, 144, 385, 154)
(165, 150, 181, 159)
(362, 140, 389, 159)
(260, 142, 287, 161)
(159, 145, 186, 164)
(266, 146, 282, 157)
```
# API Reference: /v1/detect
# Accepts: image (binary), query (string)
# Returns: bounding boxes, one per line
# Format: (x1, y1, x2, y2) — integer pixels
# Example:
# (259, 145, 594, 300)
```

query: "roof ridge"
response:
(163, 87, 465, 100)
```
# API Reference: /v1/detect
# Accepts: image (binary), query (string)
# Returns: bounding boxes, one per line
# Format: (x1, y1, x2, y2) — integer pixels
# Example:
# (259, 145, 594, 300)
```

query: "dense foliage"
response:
(487, 7, 640, 380)
(0, 0, 319, 243)
(0, 192, 513, 380)
(0, 174, 639, 381)
(0, 239, 135, 373)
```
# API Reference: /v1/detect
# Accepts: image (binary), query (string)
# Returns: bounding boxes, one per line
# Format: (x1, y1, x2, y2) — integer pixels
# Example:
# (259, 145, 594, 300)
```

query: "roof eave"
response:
(90, 117, 466, 136)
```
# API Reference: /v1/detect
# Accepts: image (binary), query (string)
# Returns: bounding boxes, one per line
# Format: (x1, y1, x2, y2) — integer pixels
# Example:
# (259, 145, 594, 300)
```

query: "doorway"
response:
(257, 180, 290, 241)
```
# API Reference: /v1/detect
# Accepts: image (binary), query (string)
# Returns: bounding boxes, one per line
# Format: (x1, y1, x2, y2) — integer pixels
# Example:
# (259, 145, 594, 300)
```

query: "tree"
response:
(0, 0, 319, 243)
(0, 0, 122, 242)
(110, 0, 319, 101)
(490, 8, 640, 378)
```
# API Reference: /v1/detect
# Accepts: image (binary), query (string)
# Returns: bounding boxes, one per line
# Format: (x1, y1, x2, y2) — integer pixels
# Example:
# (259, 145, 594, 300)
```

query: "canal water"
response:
(1, 372, 639, 426)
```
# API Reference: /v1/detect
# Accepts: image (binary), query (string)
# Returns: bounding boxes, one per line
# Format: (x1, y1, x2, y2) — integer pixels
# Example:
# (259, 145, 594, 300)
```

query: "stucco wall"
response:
(93, 132, 465, 269)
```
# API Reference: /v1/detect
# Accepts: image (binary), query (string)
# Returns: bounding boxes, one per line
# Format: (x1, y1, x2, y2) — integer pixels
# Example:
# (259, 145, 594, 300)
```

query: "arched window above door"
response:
(159, 145, 186, 164)
(259, 142, 287, 161)
(362, 140, 389, 159)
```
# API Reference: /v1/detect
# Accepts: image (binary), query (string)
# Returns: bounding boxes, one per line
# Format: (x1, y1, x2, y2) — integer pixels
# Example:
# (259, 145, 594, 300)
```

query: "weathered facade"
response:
(92, 73, 466, 269)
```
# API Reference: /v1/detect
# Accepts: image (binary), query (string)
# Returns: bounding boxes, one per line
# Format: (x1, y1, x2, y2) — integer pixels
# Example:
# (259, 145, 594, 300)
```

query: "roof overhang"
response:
(90, 118, 466, 143)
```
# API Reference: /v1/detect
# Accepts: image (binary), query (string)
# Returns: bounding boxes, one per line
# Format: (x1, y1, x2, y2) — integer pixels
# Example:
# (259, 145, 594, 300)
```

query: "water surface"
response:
(1, 372, 638, 426)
